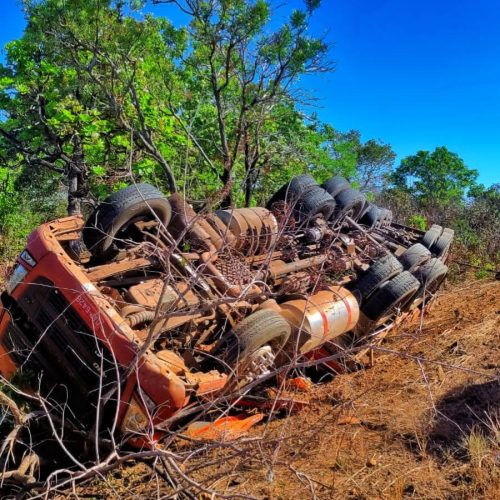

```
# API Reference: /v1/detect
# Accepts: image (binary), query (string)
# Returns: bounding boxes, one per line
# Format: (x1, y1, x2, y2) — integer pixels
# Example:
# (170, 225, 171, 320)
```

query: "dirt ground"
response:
(77, 278, 498, 499)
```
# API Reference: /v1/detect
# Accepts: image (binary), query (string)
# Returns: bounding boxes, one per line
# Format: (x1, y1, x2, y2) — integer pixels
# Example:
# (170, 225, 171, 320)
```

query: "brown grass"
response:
(77, 279, 500, 499)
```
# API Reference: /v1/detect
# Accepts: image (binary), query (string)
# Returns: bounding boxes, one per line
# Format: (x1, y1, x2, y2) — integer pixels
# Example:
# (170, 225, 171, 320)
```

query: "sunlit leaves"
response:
(390, 147, 479, 206)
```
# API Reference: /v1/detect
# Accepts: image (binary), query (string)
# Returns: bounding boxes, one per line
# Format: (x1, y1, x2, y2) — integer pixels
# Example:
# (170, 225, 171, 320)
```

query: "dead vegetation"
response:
(0, 177, 494, 499)
(51, 278, 497, 499)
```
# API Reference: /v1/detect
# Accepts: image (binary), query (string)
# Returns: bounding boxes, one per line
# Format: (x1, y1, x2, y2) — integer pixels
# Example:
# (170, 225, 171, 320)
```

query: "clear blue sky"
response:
(1, 0, 498, 186)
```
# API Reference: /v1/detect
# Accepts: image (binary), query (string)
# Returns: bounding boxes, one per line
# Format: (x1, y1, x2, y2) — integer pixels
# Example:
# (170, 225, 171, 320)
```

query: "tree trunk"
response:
(67, 136, 89, 216)
(220, 165, 233, 208)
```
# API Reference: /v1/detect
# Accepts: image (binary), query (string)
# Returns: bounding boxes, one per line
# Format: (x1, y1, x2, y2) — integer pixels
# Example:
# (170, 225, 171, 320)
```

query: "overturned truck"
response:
(0, 175, 453, 447)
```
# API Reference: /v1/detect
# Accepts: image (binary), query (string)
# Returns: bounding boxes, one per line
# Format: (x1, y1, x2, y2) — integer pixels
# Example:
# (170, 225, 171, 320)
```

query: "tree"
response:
(148, 0, 332, 206)
(355, 137, 396, 192)
(318, 129, 396, 192)
(0, 0, 332, 214)
(0, 0, 194, 215)
(390, 146, 478, 208)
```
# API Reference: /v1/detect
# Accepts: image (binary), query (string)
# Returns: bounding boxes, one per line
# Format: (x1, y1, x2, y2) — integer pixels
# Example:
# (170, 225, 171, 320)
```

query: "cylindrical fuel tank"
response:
(279, 286, 360, 355)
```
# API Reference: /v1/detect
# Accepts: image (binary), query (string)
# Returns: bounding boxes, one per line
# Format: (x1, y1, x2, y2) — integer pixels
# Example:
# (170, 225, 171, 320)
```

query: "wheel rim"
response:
(236, 345, 276, 385)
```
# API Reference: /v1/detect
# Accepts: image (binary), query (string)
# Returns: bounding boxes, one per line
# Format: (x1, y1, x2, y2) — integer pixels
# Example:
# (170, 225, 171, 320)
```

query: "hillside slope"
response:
(74, 279, 500, 498)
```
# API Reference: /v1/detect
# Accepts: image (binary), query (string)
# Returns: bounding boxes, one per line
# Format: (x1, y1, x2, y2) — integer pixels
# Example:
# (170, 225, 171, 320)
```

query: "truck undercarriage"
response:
(0, 175, 454, 454)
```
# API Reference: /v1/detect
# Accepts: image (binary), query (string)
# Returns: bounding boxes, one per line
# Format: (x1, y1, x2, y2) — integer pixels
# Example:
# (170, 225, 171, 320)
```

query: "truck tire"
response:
(266, 174, 317, 208)
(352, 253, 404, 300)
(421, 224, 443, 249)
(296, 186, 337, 221)
(83, 183, 172, 260)
(399, 243, 431, 271)
(322, 175, 350, 198)
(359, 204, 381, 228)
(334, 188, 367, 221)
(358, 200, 371, 220)
(431, 228, 454, 259)
(413, 258, 448, 298)
(362, 271, 420, 321)
(221, 309, 291, 367)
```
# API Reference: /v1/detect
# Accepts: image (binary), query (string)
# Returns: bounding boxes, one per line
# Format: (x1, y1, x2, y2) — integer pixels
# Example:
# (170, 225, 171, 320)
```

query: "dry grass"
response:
(72, 279, 499, 499)
(462, 428, 491, 468)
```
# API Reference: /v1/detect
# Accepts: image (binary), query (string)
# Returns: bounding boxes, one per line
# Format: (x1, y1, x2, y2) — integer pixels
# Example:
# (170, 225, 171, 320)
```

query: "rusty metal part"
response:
(215, 208, 278, 256)
(344, 216, 387, 250)
(205, 213, 238, 248)
(87, 256, 156, 282)
(127, 280, 182, 310)
(126, 310, 157, 327)
(246, 249, 283, 264)
(47, 215, 85, 240)
(279, 286, 360, 355)
(239, 207, 278, 254)
(168, 193, 224, 254)
(120, 304, 146, 318)
(156, 349, 188, 374)
(212, 249, 255, 288)
(200, 252, 243, 297)
(170, 252, 213, 295)
(150, 310, 203, 335)
(268, 255, 327, 278)
(185, 370, 228, 395)
(274, 272, 312, 295)
(257, 299, 283, 314)
(183, 414, 263, 441)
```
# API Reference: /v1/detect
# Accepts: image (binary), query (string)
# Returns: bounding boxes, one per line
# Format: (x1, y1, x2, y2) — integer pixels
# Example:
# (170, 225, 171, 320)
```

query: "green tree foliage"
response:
(0, 0, 190, 215)
(0, 166, 65, 260)
(0, 0, 334, 215)
(390, 146, 478, 208)
(355, 137, 396, 192)
(457, 184, 499, 259)
(157, 0, 332, 206)
(317, 128, 396, 193)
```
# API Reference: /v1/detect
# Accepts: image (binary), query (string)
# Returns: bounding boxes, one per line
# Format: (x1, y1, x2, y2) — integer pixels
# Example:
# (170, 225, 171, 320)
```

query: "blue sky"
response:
(1, 0, 498, 186)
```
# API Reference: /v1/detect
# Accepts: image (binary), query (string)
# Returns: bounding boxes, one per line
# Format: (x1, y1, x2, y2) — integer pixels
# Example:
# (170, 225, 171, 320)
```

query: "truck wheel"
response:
(362, 271, 420, 322)
(399, 243, 431, 271)
(431, 228, 454, 259)
(297, 186, 337, 222)
(266, 174, 317, 209)
(378, 208, 393, 227)
(359, 204, 381, 228)
(358, 200, 371, 220)
(421, 224, 443, 249)
(322, 175, 350, 198)
(334, 188, 367, 221)
(83, 183, 172, 260)
(220, 309, 291, 374)
(413, 258, 448, 299)
(352, 253, 403, 300)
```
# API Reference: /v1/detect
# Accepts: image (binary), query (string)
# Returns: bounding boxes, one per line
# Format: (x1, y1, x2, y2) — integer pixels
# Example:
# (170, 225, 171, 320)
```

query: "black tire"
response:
(266, 174, 317, 208)
(399, 243, 432, 271)
(334, 188, 367, 221)
(413, 258, 448, 298)
(221, 309, 291, 366)
(421, 224, 443, 249)
(83, 183, 172, 260)
(352, 253, 404, 300)
(358, 200, 371, 220)
(296, 186, 337, 222)
(322, 175, 351, 198)
(362, 271, 420, 321)
(431, 228, 454, 258)
(359, 204, 381, 228)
